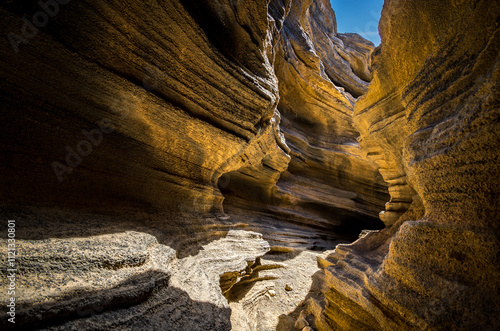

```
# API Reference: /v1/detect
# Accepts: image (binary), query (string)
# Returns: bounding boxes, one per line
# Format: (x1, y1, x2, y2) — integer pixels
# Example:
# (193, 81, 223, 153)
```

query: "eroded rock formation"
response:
(0, 0, 388, 328)
(0, 0, 386, 254)
(0, 230, 268, 329)
(221, 0, 389, 249)
(295, 0, 500, 329)
(0, 0, 284, 219)
(0, 0, 498, 330)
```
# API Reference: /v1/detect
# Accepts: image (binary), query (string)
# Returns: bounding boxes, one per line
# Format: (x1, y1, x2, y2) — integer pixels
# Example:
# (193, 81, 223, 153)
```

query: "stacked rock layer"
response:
(0, 0, 387, 251)
(222, 0, 389, 249)
(297, 0, 500, 330)
(0, 0, 498, 330)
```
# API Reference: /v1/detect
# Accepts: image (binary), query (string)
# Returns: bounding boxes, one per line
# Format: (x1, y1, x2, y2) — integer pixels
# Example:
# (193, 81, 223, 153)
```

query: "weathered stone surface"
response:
(298, 0, 500, 329)
(227, 246, 335, 331)
(1, 0, 497, 329)
(0, 0, 279, 219)
(221, 0, 389, 250)
(0, 0, 387, 256)
(0, 230, 269, 329)
(2, 1, 365, 327)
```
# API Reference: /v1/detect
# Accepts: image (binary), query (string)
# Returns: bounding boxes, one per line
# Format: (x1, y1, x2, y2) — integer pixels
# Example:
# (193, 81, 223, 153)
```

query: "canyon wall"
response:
(222, 0, 389, 249)
(296, 0, 500, 329)
(0, 0, 285, 254)
(0, 0, 498, 330)
(0, 0, 386, 252)
(0, 0, 279, 215)
(0, 0, 388, 329)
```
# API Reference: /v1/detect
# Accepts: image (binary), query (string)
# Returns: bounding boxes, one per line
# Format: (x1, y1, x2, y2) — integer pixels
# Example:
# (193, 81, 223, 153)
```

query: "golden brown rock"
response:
(0, 0, 279, 218)
(0, 0, 388, 328)
(0, 0, 388, 256)
(221, 0, 389, 250)
(1, 0, 497, 329)
(300, 0, 500, 329)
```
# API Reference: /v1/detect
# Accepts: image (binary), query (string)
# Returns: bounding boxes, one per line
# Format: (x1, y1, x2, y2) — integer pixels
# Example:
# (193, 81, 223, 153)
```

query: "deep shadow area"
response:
(221, 194, 384, 253)
(0, 270, 169, 329)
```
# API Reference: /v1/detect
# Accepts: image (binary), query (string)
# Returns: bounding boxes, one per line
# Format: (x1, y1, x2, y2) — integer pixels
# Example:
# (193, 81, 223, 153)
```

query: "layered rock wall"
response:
(300, 0, 500, 329)
(0, 0, 388, 329)
(1, 0, 498, 329)
(0, 0, 387, 253)
(0, 0, 279, 215)
(221, 0, 389, 249)
(0, 0, 292, 256)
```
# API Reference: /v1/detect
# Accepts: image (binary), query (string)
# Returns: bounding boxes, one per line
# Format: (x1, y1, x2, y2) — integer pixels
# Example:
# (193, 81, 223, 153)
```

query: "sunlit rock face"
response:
(0, 0, 286, 252)
(0, 0, 388, 254)
(299, 0, 500, 329)
(0, 0, 388, 329)
(221, 0, 389, 249)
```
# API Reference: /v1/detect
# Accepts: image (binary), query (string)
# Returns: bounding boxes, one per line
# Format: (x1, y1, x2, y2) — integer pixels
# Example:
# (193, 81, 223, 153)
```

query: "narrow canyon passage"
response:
(0, 0, 498, 330)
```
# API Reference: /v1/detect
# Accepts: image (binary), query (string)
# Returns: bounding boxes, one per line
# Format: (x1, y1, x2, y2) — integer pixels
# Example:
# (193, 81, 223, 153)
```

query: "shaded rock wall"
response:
(0, 0, 293, 256)
(0, 0, 279, 216)
(0, 0, 386, 252)
(300, 0, 500, 329)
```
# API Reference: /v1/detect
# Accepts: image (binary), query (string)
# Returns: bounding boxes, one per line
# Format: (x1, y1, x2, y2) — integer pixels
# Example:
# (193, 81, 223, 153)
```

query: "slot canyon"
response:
(0, 0, 498, 330)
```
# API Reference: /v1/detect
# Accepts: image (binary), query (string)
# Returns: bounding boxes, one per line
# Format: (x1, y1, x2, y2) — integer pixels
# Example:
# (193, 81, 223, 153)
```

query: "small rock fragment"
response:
(302, 327, 314, 331)
(295, 317, 308, 329)
(285, 284, 293, 291)
(295, 311, 309, 329)
(268, 289, 276, 297)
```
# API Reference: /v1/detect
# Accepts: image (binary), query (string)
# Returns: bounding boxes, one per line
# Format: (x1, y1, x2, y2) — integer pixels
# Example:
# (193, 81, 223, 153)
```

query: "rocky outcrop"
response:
(297, 0, 500, 329)
(228, 247, 335, 331)
(0, 230, 269, 329)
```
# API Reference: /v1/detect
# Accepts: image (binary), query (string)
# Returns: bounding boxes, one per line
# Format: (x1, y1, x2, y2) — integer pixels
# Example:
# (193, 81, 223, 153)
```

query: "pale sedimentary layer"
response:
(0, 0, 496, 329)
(228, 247, 335, 331)
(0, 230, 269, 329)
